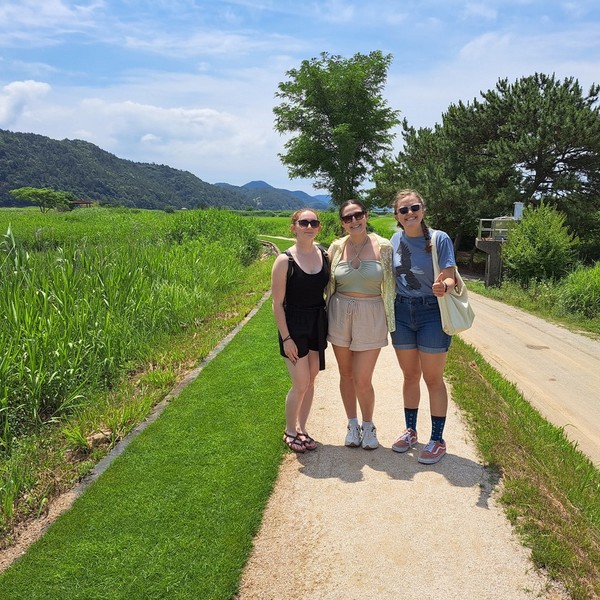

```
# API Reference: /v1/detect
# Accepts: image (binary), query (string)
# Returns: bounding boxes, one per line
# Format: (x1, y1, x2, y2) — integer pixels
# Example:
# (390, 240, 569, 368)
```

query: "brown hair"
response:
(393, 189, 431, 253)
(338, 199, 367, 219)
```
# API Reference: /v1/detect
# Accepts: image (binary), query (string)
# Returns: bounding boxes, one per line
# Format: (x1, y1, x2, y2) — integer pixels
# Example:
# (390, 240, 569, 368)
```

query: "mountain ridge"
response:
(0, 129, 330, 211)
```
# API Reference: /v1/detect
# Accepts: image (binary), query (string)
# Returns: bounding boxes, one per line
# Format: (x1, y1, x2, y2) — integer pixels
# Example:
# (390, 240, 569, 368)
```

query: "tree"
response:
(9, 187, 75, 213)
(370, 119, 496, 250)
(371, 73, 600, 259)
(273, 51, 401, 206)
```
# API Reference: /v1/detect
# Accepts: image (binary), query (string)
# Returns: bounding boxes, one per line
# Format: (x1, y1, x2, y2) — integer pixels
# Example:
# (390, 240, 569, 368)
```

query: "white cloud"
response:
(0, 0, 599, 194)
(0, 80, 51, 127)
(0, 0, 103, 46)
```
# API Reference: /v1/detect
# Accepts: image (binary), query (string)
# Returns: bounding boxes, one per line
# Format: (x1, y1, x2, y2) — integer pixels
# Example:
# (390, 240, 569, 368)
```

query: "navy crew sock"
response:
(431, 415, 447, 442)
(404, 407, 418, 431)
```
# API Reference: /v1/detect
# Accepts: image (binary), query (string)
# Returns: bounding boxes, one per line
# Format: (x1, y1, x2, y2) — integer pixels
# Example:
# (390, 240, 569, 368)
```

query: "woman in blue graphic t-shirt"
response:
(390, 189, 457, 465)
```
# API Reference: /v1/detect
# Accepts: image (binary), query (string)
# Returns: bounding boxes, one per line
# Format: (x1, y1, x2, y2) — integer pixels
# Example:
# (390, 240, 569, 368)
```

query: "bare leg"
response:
(283, 354, 312, 435)
(297, 350, 321, 433)
(419, 351, 449, 417)
(332, 344, 358, 419)
(350, 348, 381, 422)
(394, 348, 423, 409)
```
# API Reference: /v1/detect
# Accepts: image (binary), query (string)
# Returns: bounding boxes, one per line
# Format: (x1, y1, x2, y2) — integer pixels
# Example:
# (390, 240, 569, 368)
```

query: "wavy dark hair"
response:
(338, 199, 367, 218)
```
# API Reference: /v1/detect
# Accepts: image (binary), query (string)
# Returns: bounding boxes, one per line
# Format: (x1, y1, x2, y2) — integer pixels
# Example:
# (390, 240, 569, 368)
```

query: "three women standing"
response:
(327, 200, 396, 449)
(273, 191, 456, 465)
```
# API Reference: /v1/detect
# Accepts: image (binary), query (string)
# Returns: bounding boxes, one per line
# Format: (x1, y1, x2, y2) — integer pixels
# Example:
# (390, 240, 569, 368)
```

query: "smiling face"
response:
(393, 192, 425, 231)
(291, 209, 321, 238)
(340, 202, 368, 236)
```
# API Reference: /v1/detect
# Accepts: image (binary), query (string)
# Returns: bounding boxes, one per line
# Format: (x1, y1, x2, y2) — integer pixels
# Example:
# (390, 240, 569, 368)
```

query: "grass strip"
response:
(0, 301, 289, 600)
(447, 337, 600, 600)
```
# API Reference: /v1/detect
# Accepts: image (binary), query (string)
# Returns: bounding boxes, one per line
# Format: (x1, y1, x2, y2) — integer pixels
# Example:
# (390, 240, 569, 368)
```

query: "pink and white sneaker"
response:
(418, 440, 447, 464)
(392, 428, 418, 453)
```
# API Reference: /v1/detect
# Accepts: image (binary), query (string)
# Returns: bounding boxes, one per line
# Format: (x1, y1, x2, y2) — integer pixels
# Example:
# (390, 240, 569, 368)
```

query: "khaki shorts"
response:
(327, 293, 389, 351)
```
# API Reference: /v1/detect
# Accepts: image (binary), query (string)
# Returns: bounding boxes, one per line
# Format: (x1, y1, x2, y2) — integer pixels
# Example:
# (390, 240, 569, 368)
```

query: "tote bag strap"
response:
(430, 230, 441, 278)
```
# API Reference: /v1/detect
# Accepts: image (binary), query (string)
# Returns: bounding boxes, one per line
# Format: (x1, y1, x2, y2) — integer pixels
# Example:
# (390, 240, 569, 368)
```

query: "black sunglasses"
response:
(296, 219, 320, 228)
(341, 210, 366, 224)
(394, 204, 422, 215)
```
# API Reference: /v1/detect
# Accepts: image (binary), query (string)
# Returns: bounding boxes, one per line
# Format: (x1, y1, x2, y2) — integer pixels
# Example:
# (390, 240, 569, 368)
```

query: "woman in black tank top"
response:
(271, 209, 329, 453)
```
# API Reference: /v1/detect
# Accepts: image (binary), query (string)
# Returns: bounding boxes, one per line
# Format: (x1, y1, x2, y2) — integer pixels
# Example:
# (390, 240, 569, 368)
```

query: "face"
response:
(394, 194, 423, 228)
(292, 210, 321, 237)
(340, 204, 367, 234)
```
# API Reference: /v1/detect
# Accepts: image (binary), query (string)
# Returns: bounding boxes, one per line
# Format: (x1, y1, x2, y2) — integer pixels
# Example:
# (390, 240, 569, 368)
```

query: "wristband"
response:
(443, 282, 448, 293)
(282, 335, 292, 342)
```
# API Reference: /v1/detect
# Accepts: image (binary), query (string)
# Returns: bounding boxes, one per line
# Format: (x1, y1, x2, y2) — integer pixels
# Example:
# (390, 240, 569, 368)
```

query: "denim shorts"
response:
(391, 295, 451, 353)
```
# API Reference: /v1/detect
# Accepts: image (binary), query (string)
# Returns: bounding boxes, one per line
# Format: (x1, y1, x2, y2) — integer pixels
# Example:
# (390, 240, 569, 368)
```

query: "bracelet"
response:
(443, 282, 448, 293)
(282, 335, 292, 342)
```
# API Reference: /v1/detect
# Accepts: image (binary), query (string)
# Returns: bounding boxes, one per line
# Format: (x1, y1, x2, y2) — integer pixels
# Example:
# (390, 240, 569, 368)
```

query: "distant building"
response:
(71, 199, 95, 209)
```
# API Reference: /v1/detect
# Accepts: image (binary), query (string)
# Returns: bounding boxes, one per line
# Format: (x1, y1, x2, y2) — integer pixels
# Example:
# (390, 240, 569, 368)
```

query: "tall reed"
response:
(0, 208, 259, 451)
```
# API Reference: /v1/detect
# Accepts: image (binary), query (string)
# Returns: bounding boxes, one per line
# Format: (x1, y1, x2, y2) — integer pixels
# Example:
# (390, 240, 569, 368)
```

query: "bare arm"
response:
(271, 254, 298, 363)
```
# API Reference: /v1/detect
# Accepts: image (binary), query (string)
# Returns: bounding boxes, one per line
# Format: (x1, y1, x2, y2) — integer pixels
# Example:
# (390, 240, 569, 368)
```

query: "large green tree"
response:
(372, 73, 600, 259)
(273, 51, 401, 205)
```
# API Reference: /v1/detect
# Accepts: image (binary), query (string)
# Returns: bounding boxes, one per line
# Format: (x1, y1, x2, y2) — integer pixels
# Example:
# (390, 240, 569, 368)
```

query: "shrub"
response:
(556, 262, 600, 319)
(503, 202, 577, 286)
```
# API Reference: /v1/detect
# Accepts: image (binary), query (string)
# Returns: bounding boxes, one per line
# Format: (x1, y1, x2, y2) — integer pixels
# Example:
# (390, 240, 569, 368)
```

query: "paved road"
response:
(459, 291, 600, 467)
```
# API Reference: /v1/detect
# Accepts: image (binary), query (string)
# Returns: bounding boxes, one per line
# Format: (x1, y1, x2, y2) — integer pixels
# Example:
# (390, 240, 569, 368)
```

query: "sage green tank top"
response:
(334, 260, 383, 295)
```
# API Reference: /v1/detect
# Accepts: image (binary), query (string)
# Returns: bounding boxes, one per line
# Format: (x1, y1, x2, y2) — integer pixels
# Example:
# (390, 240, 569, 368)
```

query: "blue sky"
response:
(1, 1, 599, 195)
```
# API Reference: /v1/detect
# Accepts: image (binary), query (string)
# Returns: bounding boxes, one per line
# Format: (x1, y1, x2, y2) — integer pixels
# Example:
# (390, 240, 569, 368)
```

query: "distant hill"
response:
(215, 180, 330, 211)
(0, 129, 329, 211)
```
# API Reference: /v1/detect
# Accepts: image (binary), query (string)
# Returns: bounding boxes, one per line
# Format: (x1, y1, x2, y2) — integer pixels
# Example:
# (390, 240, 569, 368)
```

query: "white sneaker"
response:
(345, 423, 362, 447)
(361, 424, 379, 450)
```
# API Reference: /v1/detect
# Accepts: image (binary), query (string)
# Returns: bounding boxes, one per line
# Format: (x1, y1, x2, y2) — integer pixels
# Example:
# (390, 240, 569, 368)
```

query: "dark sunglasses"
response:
(341, 210, 366, 224)
(394, 204, 422, 215)
(296, 219, 320, 228)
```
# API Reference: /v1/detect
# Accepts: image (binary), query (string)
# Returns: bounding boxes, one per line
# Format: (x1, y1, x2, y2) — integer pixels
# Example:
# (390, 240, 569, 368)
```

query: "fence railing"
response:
(478, 218, 515, 240)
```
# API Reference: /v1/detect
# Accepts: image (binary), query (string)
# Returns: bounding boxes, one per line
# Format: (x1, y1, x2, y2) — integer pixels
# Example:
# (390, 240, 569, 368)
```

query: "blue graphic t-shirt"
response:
(390, 229, 455, 298)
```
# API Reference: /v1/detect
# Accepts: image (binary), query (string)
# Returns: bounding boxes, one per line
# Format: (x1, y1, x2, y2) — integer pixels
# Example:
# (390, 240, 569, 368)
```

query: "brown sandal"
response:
(298, 433, 317, 451)
(283, 431, 306, 453)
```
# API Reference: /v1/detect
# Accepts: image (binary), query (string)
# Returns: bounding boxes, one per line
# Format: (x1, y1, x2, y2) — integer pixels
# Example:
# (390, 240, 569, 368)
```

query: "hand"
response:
(283, 338, 298, 365)
(433, 272, 447, 297)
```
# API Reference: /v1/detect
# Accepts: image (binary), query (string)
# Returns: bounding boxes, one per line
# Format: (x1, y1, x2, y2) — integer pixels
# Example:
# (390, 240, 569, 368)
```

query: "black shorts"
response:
(279, 305, 328, 369)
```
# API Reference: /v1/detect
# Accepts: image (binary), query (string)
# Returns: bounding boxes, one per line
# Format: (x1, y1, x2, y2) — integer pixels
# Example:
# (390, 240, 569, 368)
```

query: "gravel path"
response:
(236, 342, 568, 599)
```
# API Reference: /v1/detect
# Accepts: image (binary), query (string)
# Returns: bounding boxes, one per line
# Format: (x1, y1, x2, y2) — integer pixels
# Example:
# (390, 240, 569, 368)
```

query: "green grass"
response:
(2, 295, 597, 599)
(447, 338, 600, 599)
(0, 207, 265, 539)
(0, 254, 273, 545)
(367, 214, 397, 237)
(0, 301, 290, 600)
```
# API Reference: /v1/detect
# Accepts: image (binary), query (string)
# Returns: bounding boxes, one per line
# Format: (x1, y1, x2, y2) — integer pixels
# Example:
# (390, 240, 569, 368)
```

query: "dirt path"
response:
(460, 292, 600, 467)
(236, 343, 567, 599)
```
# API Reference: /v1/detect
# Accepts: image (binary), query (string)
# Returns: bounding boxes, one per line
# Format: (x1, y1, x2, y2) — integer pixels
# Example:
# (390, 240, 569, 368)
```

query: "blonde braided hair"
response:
(393, 189, 432, 253)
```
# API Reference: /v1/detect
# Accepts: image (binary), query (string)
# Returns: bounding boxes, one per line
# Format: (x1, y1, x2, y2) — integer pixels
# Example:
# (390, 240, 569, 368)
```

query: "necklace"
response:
(348, 236, 369, 269)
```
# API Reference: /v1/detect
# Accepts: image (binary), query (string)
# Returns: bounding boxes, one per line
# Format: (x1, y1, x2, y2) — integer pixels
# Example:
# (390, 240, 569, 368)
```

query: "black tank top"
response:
(284, 251, 329, 309)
